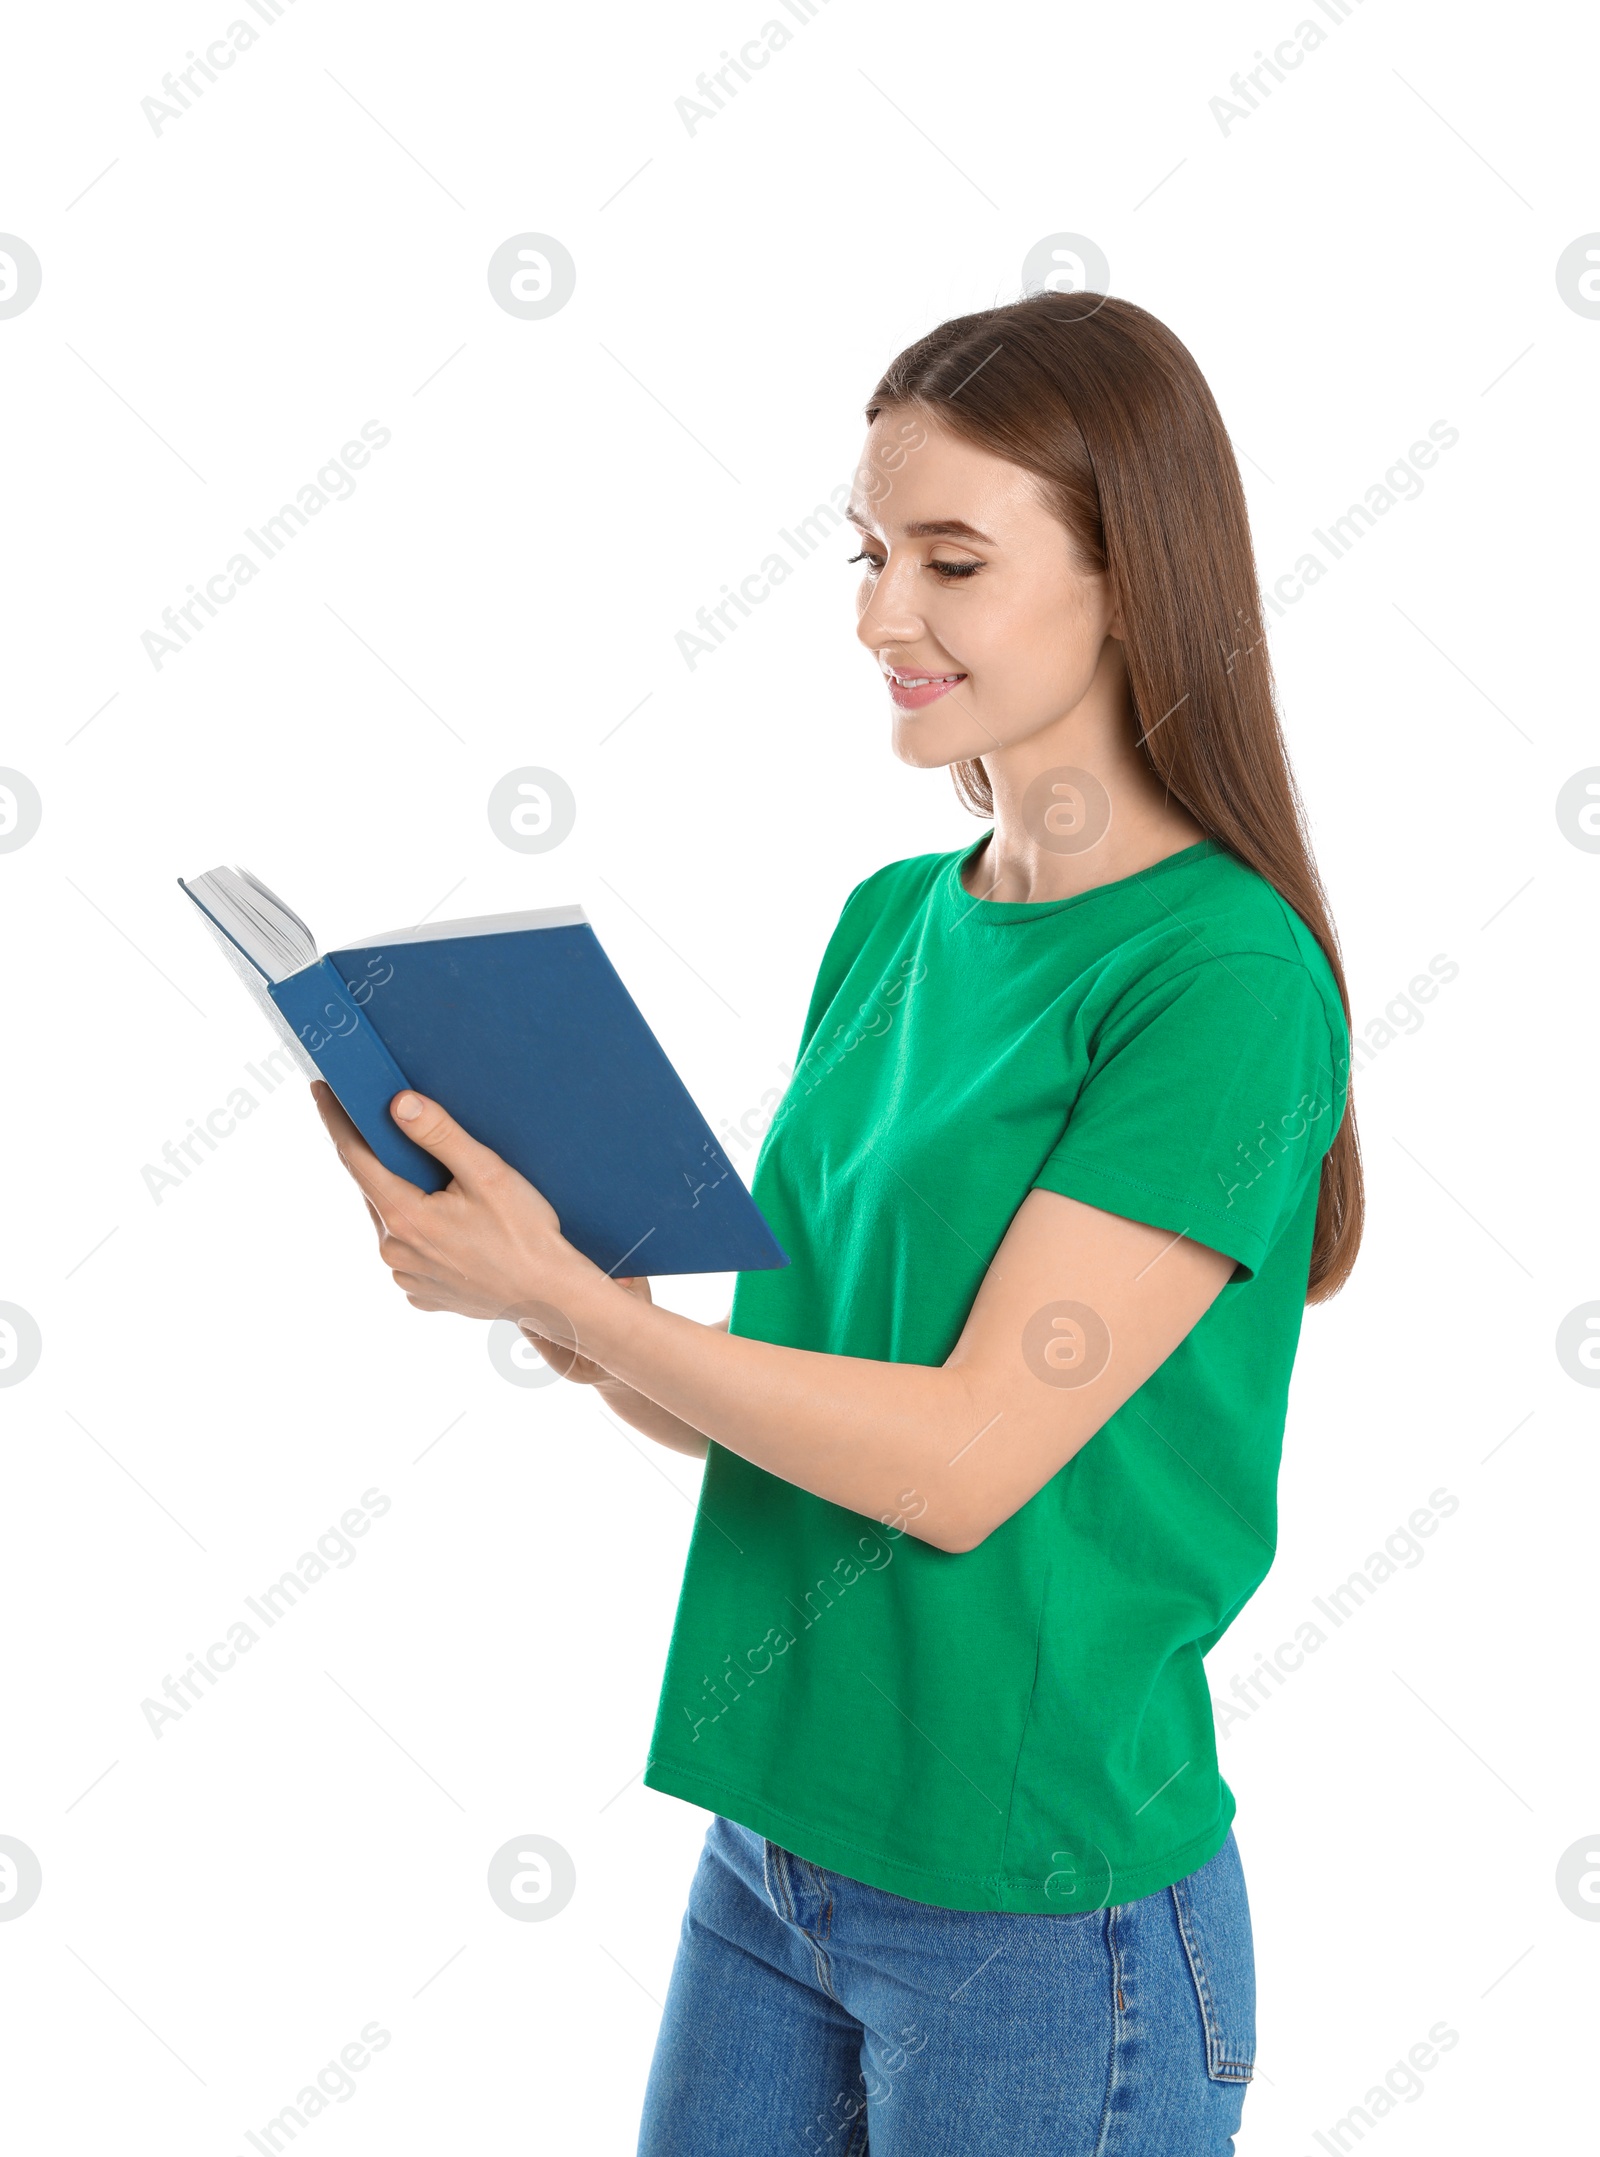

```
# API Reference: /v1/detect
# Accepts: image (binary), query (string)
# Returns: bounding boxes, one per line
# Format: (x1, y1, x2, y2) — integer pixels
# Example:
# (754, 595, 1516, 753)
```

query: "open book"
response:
(178, 866, 787, 1278)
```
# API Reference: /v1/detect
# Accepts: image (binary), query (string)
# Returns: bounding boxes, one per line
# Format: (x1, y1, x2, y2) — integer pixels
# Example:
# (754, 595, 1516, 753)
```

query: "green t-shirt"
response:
(643, 833, 1350, 1912)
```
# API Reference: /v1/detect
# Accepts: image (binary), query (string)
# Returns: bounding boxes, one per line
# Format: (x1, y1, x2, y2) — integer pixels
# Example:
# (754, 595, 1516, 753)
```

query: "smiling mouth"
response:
(884, 667, 967, 709)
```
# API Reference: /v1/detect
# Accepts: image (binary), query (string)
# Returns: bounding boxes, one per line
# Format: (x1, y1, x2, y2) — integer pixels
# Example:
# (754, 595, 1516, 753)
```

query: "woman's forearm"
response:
(551, 1190, 1232, 1551)
(315, 1087, 1226, 1555)
(592, 1375, 709, 1459)
(564, 1270, 984, 1548)
(522, 1296, 720, 1459)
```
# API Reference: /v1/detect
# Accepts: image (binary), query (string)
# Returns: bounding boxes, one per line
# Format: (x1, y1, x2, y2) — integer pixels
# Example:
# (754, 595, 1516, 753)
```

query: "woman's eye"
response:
(846, 551, 981, 580)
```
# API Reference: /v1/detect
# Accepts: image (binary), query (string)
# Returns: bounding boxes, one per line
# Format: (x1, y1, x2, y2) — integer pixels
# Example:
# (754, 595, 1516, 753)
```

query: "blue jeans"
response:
(638, 1815, 1254, 2155)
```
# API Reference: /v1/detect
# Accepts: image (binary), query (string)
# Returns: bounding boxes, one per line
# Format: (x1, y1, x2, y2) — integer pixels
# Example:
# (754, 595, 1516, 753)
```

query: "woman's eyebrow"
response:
(903, 518, 994, 542)
(844, 510, 996, 544)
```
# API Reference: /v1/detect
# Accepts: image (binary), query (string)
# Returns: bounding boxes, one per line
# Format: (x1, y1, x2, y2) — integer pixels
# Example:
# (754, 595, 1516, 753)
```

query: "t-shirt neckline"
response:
(942, 831, 1221, 926)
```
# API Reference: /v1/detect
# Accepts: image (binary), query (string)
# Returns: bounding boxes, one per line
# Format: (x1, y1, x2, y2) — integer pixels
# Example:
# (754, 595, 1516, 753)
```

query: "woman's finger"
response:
(312, 1083, 467, 1285)
(311, 1081, 429, 1218)
(386, 1090, 508, 1195)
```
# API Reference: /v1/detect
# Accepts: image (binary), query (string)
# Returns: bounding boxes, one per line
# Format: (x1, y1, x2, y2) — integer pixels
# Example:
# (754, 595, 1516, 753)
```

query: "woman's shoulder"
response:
(1188, 846, 1340, 989)
(832, 842, 966, 924)
(1134, 843, 1349, 1060)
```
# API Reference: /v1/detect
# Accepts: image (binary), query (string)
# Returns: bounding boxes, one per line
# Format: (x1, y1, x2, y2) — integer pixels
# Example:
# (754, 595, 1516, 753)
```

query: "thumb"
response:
(389, 1090, 504, 1188)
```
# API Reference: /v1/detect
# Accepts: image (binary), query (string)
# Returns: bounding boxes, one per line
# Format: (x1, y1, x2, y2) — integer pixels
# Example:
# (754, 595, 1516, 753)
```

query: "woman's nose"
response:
(855, 564, 922, 650)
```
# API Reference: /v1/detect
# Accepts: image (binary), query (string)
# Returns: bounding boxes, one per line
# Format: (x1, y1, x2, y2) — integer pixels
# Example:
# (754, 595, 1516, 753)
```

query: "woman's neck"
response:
(964, 681, 1207, 905)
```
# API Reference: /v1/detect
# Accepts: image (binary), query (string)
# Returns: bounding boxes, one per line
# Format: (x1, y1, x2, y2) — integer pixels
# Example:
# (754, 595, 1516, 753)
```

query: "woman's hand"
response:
(311, 1081, 595, 1328)
(314, 1086, 711, 1460)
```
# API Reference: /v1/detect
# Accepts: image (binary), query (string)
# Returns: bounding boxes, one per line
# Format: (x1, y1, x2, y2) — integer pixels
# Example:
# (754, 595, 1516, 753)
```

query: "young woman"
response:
(316, 290, 1362, 2154)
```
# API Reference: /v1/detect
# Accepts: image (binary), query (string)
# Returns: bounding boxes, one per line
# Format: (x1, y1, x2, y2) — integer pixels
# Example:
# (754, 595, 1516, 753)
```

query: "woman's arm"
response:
(569, 1187, 1234, 1550)
(590, 1375, 713, 1460)
(522, 1284, 720, 1460)
(316, 1084, 1233, 1553)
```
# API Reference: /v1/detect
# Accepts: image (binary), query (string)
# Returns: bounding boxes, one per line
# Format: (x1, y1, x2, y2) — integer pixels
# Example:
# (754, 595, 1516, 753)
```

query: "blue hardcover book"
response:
(177, 865, 788, 1278)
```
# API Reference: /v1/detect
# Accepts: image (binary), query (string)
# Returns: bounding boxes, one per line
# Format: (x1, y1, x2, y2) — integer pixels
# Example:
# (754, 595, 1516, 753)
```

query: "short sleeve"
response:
(1033, 953, 1347, 1280)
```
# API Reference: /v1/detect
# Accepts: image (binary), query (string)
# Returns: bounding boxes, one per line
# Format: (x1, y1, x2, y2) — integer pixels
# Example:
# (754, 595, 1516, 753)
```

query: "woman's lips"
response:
(885, 668, 967, 711)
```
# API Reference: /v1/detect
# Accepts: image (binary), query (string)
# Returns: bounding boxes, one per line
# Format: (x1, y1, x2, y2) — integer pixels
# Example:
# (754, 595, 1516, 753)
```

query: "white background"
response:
(1, 0, 1595, 2149)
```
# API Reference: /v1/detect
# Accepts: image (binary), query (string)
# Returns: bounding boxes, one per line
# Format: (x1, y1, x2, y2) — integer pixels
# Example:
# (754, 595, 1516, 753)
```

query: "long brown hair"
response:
(866, 290, 1362, 1302)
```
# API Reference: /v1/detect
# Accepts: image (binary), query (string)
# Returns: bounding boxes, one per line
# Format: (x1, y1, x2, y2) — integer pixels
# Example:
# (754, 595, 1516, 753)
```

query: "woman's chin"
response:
(890, 716, 988, 770)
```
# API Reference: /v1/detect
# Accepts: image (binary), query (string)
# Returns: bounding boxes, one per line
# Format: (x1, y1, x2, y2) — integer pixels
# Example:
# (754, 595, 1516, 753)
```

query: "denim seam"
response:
(820, 1870, 837, 1950)
(1170, 1876, 1254, 2084)
(1091, 1905, 1124, 2157)
(804, 1864, 844, 2004)
(762, 1838, 795, 1925)
(808, 1939, 843, 2005)
(772, 1844, 844, 2004)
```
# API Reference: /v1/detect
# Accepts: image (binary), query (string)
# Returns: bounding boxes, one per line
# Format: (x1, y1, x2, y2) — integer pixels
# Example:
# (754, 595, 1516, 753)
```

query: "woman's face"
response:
(849, 405, 1121, 771)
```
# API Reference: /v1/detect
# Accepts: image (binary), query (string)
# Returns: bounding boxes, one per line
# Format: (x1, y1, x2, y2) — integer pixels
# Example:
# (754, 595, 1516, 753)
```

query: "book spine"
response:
(269, 958, 447, 1192)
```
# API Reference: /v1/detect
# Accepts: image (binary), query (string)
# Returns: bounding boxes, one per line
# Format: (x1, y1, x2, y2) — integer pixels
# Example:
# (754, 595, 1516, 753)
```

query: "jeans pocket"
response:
(1170, 1829, 1256, 2084)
